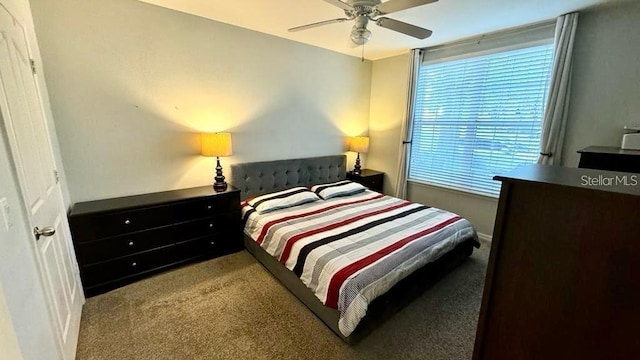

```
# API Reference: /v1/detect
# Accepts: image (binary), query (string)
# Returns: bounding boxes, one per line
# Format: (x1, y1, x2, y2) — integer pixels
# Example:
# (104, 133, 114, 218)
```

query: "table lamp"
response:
(201, 132, 232, 192)
(349, 136, 369, 176)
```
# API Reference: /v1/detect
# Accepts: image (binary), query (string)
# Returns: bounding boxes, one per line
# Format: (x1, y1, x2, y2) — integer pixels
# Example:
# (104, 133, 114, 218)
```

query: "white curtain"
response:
(395, 49, 422, 199)
(538, 13, 579, 165)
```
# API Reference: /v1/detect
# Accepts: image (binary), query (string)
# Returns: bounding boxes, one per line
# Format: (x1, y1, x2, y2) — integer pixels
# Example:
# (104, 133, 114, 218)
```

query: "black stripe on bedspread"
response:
(250, 188, 312, 208)
(292, 205, 429, 276)
(313, 181, 352, 195)
(242, 208, 257, 227)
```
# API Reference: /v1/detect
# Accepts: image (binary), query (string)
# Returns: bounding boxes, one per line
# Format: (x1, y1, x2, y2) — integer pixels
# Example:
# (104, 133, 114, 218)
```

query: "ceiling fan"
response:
(289, 0, 437, 46)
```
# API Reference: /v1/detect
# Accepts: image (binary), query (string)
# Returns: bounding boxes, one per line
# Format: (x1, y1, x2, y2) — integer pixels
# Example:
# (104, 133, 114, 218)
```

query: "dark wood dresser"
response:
(578, 146, 640, 173)
(346, 169, 384, 192)
(473, 165, 640, 360)
(69, 185, 242, 297)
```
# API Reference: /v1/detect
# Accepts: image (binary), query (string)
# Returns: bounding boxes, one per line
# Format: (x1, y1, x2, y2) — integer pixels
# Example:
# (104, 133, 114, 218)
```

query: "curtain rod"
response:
(421, 19, 556, 53)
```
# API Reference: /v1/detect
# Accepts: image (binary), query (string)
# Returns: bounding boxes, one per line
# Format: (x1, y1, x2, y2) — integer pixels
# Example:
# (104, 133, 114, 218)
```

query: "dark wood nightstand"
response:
(347, 169, 384, 193)
(69, 185, 241, 297)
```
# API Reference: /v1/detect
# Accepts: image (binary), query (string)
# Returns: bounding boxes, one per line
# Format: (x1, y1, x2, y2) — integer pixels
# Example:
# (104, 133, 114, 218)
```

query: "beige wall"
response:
(31, 0, 372, 204)
(367, 54, 409, 195)
(367, 1, 640, 238)
(562, 1, 640, 166)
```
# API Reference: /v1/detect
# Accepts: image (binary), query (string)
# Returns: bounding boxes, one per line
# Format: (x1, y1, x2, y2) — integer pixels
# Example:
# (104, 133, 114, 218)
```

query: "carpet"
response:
(76, 242, 489, 360)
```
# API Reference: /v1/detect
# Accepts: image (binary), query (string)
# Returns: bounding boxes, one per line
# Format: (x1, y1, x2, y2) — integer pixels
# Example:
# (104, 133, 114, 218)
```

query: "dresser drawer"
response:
(172, 217, 219, 241)
(75, 226, 174, 265)
(72, 205, 173, 242)
(172, 212, 239, 241)
(173, 235, 228, 262)
(172, 193, 240, 222)
(81, 245, 175, 286)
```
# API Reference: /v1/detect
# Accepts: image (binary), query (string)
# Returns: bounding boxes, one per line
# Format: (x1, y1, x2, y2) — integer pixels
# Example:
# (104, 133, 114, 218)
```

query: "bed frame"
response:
(230, 155, 477, 344)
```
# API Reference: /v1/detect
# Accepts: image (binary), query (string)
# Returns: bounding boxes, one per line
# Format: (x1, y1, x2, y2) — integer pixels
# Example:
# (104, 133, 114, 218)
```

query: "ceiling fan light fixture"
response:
(350, 27, 372, 45)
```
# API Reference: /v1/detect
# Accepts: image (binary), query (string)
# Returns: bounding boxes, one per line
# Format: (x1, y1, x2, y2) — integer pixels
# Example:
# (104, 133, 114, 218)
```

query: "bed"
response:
(230, 155, 479, 344)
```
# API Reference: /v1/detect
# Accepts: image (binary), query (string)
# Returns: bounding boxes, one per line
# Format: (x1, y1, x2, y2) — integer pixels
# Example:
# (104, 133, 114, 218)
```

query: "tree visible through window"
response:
(409, 43, 554, 196)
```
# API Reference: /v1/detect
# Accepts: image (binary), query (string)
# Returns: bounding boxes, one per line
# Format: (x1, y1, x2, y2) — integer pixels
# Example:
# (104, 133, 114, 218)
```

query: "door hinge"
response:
(53, 170, 60, 184)
(30, 59, 36, 75)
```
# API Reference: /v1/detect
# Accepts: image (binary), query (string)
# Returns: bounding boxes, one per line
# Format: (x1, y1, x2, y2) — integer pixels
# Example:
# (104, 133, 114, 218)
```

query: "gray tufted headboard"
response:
(230, 155, 347, 200)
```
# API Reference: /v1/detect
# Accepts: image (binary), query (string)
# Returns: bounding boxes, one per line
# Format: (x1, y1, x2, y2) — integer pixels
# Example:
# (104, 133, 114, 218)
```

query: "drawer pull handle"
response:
(124, 219, 131, 225)
(132, 262, 137, 267)
(210, 241, 215, 246)
(207, 205, 212, 210)
(128, 241, 134, 246)
(209, 223, 214, 228)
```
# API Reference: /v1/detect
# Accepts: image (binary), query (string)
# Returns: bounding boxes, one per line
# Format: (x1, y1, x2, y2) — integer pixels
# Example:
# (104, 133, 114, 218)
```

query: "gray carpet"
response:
(76, 243, 489, 360)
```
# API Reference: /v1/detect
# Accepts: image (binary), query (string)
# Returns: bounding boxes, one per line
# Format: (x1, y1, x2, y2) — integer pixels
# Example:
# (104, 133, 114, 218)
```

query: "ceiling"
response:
(138, 0, 616, 60)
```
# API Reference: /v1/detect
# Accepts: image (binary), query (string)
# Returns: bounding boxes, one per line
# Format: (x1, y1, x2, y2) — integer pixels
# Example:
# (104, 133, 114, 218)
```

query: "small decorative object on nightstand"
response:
(201, 132, 232, 192)
(349, 136, 369, 175)
(347, 169, 384, 193)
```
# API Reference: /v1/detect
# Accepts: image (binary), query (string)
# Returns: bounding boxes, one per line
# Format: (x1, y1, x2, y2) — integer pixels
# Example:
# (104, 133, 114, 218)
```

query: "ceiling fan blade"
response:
(323, 0, 353, 11)
(376, 17, 432, 39)
(376, 0, 438, 15)
(289, 18, 350, 32)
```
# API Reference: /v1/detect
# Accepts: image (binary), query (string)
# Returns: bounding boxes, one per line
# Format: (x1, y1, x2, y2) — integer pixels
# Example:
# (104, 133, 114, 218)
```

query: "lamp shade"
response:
(349, 136, 370, 153)
(201, 133, 232, 157)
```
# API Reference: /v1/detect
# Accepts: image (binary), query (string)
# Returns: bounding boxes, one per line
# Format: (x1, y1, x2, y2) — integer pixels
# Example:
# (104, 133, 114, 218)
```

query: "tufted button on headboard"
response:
(230, 155, 346, 200)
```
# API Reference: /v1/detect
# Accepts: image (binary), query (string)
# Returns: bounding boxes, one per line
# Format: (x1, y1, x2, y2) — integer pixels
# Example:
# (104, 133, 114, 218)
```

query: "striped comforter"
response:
(243, 190, 478, 336)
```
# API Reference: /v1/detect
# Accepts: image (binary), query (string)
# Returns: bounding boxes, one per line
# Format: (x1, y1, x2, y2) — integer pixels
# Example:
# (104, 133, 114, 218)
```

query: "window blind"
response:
(408, 43, 554, 197)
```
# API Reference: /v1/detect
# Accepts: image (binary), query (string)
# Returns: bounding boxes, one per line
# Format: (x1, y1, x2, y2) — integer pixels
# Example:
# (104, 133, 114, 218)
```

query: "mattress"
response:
(242, 190, 479, 336)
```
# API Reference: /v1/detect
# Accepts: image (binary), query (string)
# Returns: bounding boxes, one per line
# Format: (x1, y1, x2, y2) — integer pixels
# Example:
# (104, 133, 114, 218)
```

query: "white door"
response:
(0, 2, 83, 359)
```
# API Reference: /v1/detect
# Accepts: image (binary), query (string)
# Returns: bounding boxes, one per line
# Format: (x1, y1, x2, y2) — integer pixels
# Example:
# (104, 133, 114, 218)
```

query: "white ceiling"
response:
(139, 0, 615, 60)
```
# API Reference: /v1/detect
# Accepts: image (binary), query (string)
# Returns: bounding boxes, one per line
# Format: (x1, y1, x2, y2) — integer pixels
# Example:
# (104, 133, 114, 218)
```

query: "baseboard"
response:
(477, 232, 492, 243)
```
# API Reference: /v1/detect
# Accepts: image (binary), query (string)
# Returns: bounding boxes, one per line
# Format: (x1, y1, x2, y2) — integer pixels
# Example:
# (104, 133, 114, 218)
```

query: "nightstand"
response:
(69, 185, 241, 297)
(347, 169, 384, 193)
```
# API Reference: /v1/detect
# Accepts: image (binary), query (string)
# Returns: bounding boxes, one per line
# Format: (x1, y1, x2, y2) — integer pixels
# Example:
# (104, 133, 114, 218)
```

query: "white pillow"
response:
(311, 181, 366, 200)
(247, 187, 320, 214)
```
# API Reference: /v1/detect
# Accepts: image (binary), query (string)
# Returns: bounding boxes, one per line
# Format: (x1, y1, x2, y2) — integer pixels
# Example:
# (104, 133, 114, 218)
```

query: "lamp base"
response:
(213, 157, 228, 192)
(213, 181, 228, 192)
(352, 152, 362, 175)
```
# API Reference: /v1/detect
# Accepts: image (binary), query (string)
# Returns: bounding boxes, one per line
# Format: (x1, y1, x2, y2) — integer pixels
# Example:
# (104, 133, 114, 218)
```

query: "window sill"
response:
(407, 179, 499, 201)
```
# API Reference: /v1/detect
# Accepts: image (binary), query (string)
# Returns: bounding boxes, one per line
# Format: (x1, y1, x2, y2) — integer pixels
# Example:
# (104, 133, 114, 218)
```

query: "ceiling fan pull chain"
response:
(361, 43, 365, 62)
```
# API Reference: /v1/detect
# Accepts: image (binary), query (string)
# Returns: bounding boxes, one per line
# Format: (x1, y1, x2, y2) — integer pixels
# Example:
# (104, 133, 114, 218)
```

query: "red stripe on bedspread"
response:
(256, 193, 385, 245)
(324, 216, 463, 309)
(278, 200, 413, 264)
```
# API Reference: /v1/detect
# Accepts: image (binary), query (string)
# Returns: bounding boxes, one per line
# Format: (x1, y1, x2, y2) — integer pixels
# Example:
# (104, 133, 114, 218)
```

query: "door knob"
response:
(34, 226, 55, 240)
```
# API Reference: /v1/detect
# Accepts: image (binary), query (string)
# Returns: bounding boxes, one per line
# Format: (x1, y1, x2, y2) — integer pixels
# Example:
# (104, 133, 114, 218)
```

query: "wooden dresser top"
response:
(70, 185, 240, 216)
(494, 165, 640, 196)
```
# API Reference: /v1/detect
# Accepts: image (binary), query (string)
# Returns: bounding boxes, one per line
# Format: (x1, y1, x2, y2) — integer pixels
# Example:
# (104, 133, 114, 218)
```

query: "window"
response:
(408, 36, 554, 197)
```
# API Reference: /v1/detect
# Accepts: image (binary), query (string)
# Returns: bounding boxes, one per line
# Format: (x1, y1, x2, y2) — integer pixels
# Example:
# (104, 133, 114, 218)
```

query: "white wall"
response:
(30, 0, 372, 204)
(367, 1, 640, 238)
(562, 1, 640, 166)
